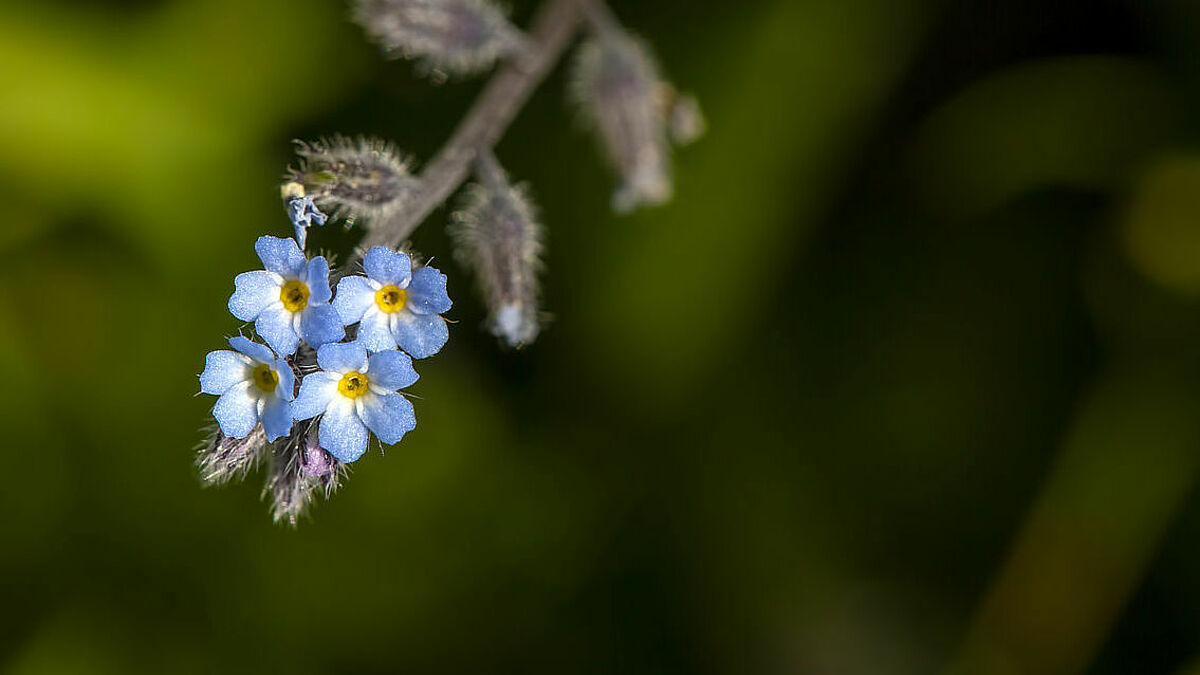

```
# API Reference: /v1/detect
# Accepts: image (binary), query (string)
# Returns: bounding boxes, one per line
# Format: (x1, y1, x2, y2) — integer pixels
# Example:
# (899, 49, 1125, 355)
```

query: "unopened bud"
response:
(353, 0, 525, 77)
(571, 34, 672, 213)
(265, 429, 344, 526)
(197, 425, 268, 485)
(451, 157, 544, 347)
(287, 135, 419, 226)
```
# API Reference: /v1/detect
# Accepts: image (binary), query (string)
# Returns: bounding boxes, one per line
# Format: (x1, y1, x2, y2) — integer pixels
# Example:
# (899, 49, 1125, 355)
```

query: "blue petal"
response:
(229, 271, 280, 322)
(333, 276, 377, 325)
(293, 224, 308, 250)
(405, 266, 452, 315)
(367, 350, 419, 390)
(299, 304, 345, 348)
(305, 257, 333, 304)
(228, 336, 274, 364)
(274, 356, 295, 401)
(357, 311, 397, 353)
(200, 350, 249, 395)
(261, 396, 294, 442)
(359, 392, 415, 446)
(292, 372, 339, 420)
(255, 235, 307, 278)
(255, 305, 300, 357)
(363, 247, 412, 287)
(390, 311, 449, 359)
(316, 341, 369, 373)
(213, 382, 259, 438)
(288, 196, 326, 229)
(320, 399, 369, 463)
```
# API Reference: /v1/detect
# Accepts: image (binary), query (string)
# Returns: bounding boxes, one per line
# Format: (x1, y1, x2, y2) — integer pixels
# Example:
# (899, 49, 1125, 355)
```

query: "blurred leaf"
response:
(908, 56, 1181, 220)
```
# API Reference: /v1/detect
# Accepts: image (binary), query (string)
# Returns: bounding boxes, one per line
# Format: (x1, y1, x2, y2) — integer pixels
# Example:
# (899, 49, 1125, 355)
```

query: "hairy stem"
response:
(361, 0, 586, 250)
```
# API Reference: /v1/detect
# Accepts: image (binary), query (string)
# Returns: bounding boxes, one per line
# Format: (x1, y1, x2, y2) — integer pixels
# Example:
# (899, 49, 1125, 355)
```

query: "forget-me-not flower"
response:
(333, 246, 452, 358)
(229, 236, 344, 356)
(291, 341, 418, 463)
(200, 336, 296, 441)
(286, 194, 328, 249)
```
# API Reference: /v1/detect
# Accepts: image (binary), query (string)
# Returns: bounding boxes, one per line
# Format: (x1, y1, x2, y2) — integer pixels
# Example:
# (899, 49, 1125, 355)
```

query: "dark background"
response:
(4, 0, 1200, 673)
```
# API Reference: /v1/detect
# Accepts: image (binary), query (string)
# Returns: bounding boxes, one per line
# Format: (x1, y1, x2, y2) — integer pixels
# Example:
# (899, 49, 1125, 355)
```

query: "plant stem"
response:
(361, 0, 585, 251)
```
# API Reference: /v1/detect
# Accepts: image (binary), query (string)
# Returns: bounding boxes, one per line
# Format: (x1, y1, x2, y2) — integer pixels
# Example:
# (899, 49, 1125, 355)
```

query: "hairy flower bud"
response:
(264, 429, 344, 525)
(287, 136, 419, 226)
(571, 34, 672, 213)
(451, 156, 543, 347)
(197, 425, 268, 485)
(353, 0, 525, 77)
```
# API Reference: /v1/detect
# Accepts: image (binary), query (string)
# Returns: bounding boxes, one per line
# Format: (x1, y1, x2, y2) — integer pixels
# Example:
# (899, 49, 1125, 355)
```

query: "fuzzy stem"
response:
(361, 0, 586, 251)
(473, 148, 508, 190)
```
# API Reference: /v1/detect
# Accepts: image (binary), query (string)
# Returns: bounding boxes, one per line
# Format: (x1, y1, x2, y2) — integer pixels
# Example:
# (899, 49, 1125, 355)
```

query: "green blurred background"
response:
(5, 0, 1200, 672)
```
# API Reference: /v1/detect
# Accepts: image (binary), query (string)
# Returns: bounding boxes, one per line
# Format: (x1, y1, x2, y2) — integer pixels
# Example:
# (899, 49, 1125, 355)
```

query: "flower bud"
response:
(196, 425, 268, 485)
(451, 158, 543, 347)
(353, 0, 525, 77)
(265, 429, 343, 525)
(287, 136, 419, 226)
(571, 34, 672, 213)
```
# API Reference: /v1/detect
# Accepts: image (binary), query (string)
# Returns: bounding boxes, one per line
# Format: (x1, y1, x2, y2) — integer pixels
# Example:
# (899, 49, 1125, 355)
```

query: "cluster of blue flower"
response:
(199, 198, 452, 472)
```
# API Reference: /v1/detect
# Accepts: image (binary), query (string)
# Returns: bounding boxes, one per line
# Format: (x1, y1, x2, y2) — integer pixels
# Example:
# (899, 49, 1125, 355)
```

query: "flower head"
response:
(228, 236, 345, 356)
(283, 182, 328, 249)
(334, 246, 452, 358)
(199, 336, 296, 441)
(291, 342, 419, 463)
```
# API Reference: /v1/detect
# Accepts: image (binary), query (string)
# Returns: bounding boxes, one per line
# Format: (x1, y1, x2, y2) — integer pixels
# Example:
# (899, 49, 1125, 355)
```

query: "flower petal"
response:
(391, 311, 449, 359)
(229, 271, 280, 322)
(292, 372, 339, 420)
(316, 341, 369, 374)
(305, 256, 333, 304)
(213, 381, 260, 438)
(200, 350, 250, 395)
(363, 247, 412, 287)
(293, 223, 308, 250)
(367, 350, 419, 391)
(358, 392, 415, 446)
(261, 396, 294, 442)
(256, 305, 300, 357)
(333, 276, 377, 325)
(405, 266, 452, 315)
(319, 398, 369, 463)
(255, 235, 307, 278)
(299, 304, 345, 347)
(274, 356, 295, 402)
(357, 311, 397, 353)
(228, 336, 274, 364)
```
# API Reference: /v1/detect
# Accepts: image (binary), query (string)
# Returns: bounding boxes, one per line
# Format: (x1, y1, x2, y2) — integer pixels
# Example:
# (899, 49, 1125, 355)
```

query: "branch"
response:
(361, 0, 585, 250)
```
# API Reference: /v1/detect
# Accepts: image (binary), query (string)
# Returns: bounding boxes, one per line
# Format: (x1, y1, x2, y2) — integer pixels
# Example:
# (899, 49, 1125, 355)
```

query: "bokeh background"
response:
(5, 0, 1200, 673)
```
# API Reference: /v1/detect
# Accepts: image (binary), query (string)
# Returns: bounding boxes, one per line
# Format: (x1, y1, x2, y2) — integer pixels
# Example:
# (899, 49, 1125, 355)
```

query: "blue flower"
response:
(333, 246, 452, 358)
(291, 341, 419, 463)
(286, 195, 328, 249)
(199, 336, 295, 441)
(228, 236, 345, 356)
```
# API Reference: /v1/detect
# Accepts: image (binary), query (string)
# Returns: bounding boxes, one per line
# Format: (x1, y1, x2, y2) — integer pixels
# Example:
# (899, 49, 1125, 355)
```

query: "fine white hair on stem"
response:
(451, 152, 544, 347)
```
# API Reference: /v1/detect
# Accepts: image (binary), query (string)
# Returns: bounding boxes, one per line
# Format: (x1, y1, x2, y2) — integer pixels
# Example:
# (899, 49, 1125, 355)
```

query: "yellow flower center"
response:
(338, 371, 370, 399)
(375, 284, 407, 313)
(280, 280, 310, 312)
(252, 363, 279, 394)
